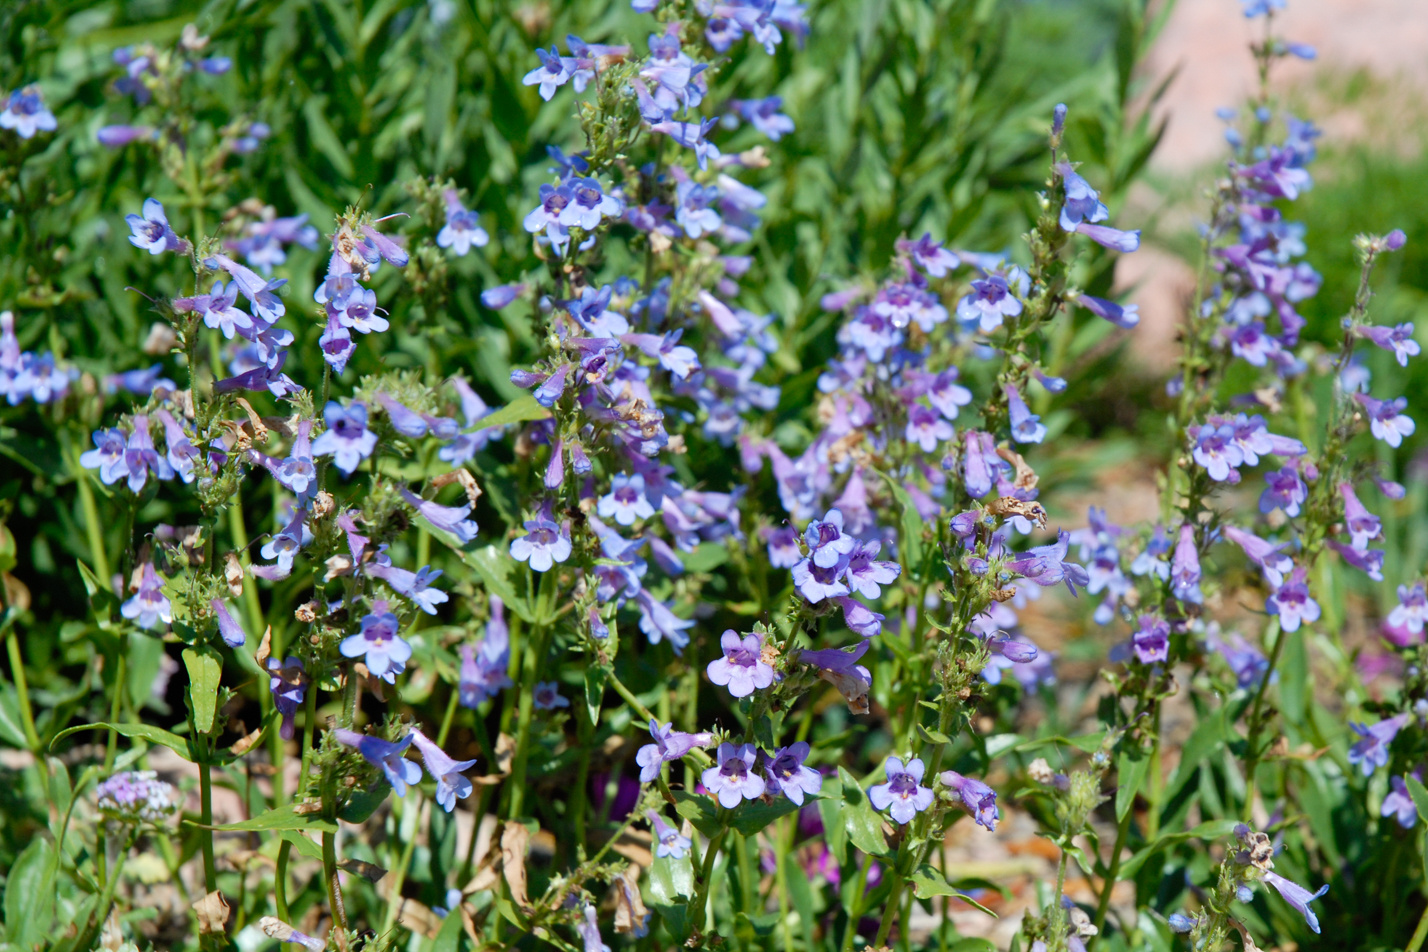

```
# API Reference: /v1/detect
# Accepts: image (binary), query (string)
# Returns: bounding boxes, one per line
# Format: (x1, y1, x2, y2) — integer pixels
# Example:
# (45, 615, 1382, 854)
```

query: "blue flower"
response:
(0, 85, 57, 139)
(1347, 713, 1409, 777)
(334, 730, 422, 796)
(312, 401, 378, 476)
(340, 610, 412, 683)
(702, 742, 766, 808)
(401, 487, 479, 543)
(1261, 871, 1328, 934)
(267, 656, 306, 741)
(646, 811, 692, 858)
(1005, 530, 1090, 596)
(409, 728, 476, 812)
(437, 190, 490, 255)
(1265, 566, 1320, 633)
(869, 756, 933, 825)
(707, 629, 776, 698)
(636, 719, 714, 782)
(523, 47, 576, 100)
(121, 562, 171, 631)
(458, 598, 513, 708)
(764, 742, 822, 805)
(635, 589, 694, 653)
(1005, 384, 1046, 444)
(510, 507, 571, 571)
(956, 274, 1023, 333)
(211, 599, 247, 648)
(1382, 774, 1420, 828)
(127, 199, 186, 256)
(1056, 163, 1109, 232)
(1354, 393, 1415, 447)
(940, 770, 1000, 831)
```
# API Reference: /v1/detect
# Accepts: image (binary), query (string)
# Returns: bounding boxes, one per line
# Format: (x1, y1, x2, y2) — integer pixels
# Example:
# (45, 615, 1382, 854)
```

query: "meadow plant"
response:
(0, 1, 1424, 951)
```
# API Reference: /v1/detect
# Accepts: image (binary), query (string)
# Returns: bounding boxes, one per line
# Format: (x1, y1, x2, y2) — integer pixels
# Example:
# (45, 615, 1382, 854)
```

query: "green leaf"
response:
(1117, 819, 1240, 880)
(729, 796, 802, 835)
(51, 722, 194, 762)
(478, 393, 551, 430)
(682, 542, 730, 573)
(917, 723, 952, 746)
(583, 664, 608, 728)
(278, 829, 325, 862)
(839, 766, 889, 857)
(429, 900, 466, 952)
(182, 645, 223, 734)
(876, 469, 925, 568)
(4, 837, 56, 947)
(194, 803, 337, 834)
(650, 852, 694, 903)
(672, 791, 721, 839)
(909, 864, 998, 917)
(948, 940, 998, 952)
(1406, 777, 1428, 825)
(0, 679, 29, 748)
(340, 785, 390, 824)
(456, 546, 534, 622)
(1115, 748, 1150, 821)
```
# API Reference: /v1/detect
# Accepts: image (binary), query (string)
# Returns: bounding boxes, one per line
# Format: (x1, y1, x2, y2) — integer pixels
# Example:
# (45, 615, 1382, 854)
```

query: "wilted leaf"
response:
(192, 891, 230, 935)
(500, 822, 530, 909)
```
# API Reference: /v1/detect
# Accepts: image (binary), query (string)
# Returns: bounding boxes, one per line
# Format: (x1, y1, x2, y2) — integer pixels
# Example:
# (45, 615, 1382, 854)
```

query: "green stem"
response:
(4, 623, 42, 752)
(505, 619, 551, 822)
(198, 738, 218, 894)
(872, 870, 907, 947)
(104, 652, 126, 772)
(67, 434, 112, 583)
(1408, 907, 1428, 952)
(688, 826, 729, 941)
(607, 669, 711, 768)
(382, 790, 424, 934)
(298, 680, 318, 797)
(1089, 804, 1133, 947)
(71, 831, 130, 952)
(275, 839, 292, 921)
(1241, 619, 1287, 822)
(839, 853, 874, 952)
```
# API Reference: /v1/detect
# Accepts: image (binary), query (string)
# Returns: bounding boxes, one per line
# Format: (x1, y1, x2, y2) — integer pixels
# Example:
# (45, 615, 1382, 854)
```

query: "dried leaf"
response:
(820, 668, 870, 715)
(994, 446, 1040, 492)
(432, 468, 483, 507)
(224, 552, 245, 597)
(2, 572, 31, 612)
(192, 890, 230, 935)
(339, 858, 388, 883)
(230, 725, 263, 756)
(986, 495, 1047, 529)
(613, 866, 649, 935)
(259, 916, 324, 952)
(255, 625, 273, 668)
(494, 732, 516, 775)
(500, 823, 530, 909)
(233, 397, 269, 445)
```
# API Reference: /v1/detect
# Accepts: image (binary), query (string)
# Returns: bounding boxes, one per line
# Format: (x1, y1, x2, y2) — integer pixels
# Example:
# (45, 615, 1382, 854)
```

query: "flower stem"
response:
(688, 825, 729, 941)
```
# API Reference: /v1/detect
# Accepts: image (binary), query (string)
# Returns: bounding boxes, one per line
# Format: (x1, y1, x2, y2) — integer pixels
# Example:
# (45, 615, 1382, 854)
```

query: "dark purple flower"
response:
(1005, 530, 1090, 596)
(1223, 525, 1294, 588)
(211, 599, 247, 648)
(1, 85, 57, 139)
(267, 656, 306, 740)
(764, 742, 822, 805)
(702, 742, 766, 807)
(533, 681, 569, 710)
(1260, 467, 1307, 517)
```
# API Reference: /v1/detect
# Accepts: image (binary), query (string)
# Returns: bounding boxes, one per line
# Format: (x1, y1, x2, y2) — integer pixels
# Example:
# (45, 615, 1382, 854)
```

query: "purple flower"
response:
(1261, 871, 1329, 935)
(1382, 774, 1420, 828)
(1075, 222, 1141, 252)
(400, 487, 479, 544)
(897, 233, 961, 277)
(904, 404, 954, 452)
(1347, 713, 1409, 777)
(533, 681, 569, 710)
(197, 280, 253, 339)
(1005, 530, 1090, 596)
(311, 401, 377, 476)
(1006, 384, 1046, 444)
(1354, 393, 1416, 447)
(1223, 525, 1294, 588)
(459, 598, 513, 708)
(647, 811, 692, 858)
(256, 508, 309, 579)
(834, 595, 885, 638)
(844, 541, 901, 599)
(926, 368, 973, 419)
(707, 629, 776, 698)
(510, 508, 572, 572)
(1260, 467, 1307, 517)
(765, 742, 822, 805)
(559, 177, 624, 231)
(940, 770, 1000, 831)
(736, 95, 794, 140)
(523, 184, 574, 252)
(1327, 540, 1384, 581)
(340, 610, 412, 683)
(121, 562, 172, 631)
(801, 508, 854, 569)
(0, 85, 57, 139)
(597, 473, 656, 526)
(1265, 566, 1320, 633)
(437, 190, 490, 255)
(1073, 293, 1140, 328)
(799, 640, 872, 714)
(763, 525, 802, 568)
(702, 742, 766, 808)
(205, 253, 287, 324)
(956, 274, 1023, 333)
(368, 562, 450, 614)
(636, 720, 715, 782)
(524, 47, 576, 100)
(1130, 614, 1170, 664)
(1170, 524, 1203, 604)
(267, 656, 306, 740)
(577, 904, 609, 952)
(410, 728, 476, 812)
(868, 756, 934, 825)
(211, 599, 247, 648)
(80, 427, 130, 485)
(635, 589, 694, 653)
(792, 556, 851, 603)
(1355, 322, 1419, 367)
(1389, 583, 1428, 635)
(333, 730, 422, 796)
(1056, 163, 1109, 232)
(1191, 423, 1244, 482)
(1338, 483, 1381, 552)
